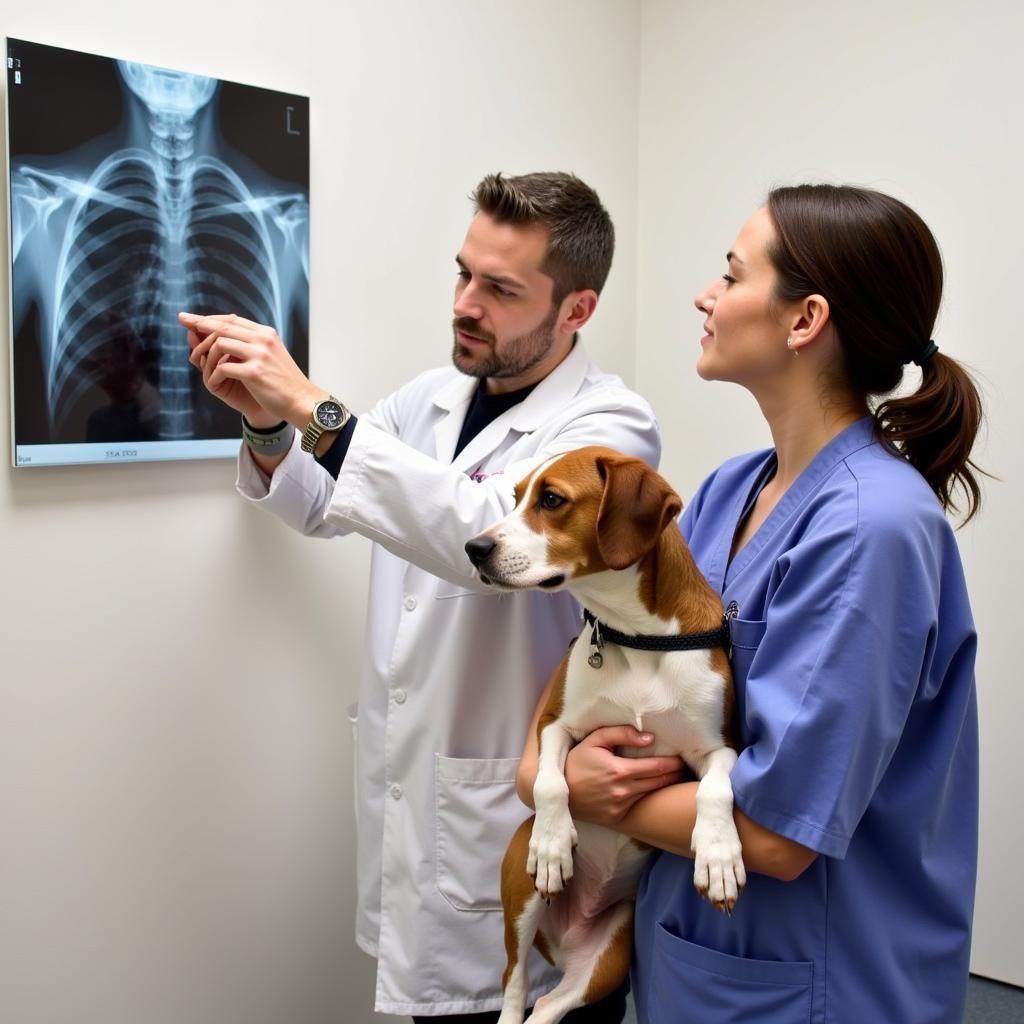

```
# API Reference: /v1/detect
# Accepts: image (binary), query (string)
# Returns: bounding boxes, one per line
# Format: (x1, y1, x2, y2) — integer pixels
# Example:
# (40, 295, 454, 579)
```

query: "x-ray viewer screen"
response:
(6, 38, 309, 467)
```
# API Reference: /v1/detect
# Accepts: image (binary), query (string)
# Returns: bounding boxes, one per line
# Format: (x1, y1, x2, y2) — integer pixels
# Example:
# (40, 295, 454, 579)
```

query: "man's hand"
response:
(564, 726, 686, 827)
(180, 312, 322, 428)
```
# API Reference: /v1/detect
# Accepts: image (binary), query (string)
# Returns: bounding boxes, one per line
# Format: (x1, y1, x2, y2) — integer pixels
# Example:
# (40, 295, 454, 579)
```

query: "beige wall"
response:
(0, 3, 641, 1023)
(636, 0, 1022, 988)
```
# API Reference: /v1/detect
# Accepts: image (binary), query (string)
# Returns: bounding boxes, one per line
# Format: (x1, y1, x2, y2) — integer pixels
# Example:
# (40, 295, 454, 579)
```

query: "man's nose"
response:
(465, 536, 496, 567)
(453, 281, 483, 320)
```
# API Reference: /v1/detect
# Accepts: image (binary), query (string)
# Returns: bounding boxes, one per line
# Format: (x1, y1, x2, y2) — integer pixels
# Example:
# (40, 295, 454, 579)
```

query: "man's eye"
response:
(539, 491, 566, 510)
(456, 270, 471, 281)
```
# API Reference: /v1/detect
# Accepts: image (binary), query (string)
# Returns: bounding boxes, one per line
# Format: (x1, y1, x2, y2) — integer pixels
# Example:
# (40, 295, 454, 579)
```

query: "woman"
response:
(518, 184, 981, 1024)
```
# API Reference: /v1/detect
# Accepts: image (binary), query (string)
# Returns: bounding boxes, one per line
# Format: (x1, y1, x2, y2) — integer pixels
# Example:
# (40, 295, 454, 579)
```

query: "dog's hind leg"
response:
(500, 818, 550, 1024)
(498, 889, 550, 1024)
(525, 900, 633, 1024)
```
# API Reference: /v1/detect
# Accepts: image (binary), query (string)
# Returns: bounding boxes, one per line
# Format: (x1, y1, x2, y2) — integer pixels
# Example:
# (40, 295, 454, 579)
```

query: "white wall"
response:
(3, 2, 1019, 1020)
(0, 3, 641, 1023)
(636, 0, 1022, 987)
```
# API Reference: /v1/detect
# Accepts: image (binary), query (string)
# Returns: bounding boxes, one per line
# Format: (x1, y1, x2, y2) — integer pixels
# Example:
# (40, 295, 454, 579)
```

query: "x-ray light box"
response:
(6, 38, 309, 467)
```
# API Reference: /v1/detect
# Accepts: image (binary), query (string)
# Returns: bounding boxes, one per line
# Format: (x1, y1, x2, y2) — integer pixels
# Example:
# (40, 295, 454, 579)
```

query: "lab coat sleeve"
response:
(325, 397, 661, 591)
(728, 490, 948, 858)
(234, 377, 409, 538)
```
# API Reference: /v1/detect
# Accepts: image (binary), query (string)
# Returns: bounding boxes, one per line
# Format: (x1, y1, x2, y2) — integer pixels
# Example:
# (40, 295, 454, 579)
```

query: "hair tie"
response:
(912, 340, 939, 366)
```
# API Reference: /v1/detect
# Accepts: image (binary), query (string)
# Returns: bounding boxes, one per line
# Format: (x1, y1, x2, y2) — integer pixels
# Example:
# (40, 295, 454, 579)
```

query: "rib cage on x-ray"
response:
(13, 55, 308, 443)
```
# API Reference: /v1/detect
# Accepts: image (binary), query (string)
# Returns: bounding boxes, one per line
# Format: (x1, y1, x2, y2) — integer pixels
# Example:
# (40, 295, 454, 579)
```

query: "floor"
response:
(965, 976, 1024, 1023)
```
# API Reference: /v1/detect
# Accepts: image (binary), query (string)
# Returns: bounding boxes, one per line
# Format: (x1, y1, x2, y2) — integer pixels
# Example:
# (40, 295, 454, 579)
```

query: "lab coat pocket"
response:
(434, 754, 524, 912)
(648, 922, 813, 1024)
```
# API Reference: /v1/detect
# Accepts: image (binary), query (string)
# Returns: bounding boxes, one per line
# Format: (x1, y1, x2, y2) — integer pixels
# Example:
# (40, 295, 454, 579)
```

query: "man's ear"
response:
(595, 455, 683, 570)
(558, 289, 598, 336)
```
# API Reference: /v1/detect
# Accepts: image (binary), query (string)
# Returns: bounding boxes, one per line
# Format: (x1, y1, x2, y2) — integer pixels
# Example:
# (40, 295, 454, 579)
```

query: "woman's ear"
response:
(788, 294, 831, 354)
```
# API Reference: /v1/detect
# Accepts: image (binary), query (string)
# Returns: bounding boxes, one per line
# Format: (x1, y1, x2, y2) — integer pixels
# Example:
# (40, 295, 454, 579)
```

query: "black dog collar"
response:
(582, 608, 731, 661)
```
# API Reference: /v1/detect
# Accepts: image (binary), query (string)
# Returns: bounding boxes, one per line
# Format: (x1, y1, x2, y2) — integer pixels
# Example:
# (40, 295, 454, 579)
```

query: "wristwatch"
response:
(300, 394, 350, 453)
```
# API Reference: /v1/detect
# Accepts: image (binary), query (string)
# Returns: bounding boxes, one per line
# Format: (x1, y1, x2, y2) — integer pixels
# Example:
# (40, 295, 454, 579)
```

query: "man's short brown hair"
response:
(471, 172, 615, 302)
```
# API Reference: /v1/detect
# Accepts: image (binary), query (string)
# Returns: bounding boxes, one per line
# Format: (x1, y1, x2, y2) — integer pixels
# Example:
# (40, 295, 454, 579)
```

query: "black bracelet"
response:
(243, 417, 288, 435)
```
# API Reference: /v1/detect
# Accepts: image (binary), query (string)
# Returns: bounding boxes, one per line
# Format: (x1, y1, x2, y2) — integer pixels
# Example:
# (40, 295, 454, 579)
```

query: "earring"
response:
(787, 336, 799, 356)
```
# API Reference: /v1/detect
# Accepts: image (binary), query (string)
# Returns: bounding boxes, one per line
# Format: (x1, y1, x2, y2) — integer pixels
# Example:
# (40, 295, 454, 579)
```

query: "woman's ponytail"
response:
(875, 352, 984, 522)
(767, 184, 986, 522)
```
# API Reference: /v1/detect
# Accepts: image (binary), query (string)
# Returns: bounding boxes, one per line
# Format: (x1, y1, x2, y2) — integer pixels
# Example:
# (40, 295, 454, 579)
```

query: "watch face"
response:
(315, 400, 345, 429)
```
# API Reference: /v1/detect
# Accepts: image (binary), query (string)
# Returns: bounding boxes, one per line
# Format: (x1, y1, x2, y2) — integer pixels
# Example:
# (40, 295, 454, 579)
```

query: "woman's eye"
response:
(722, 273, 736, 286)
(540, 491, 566, 510)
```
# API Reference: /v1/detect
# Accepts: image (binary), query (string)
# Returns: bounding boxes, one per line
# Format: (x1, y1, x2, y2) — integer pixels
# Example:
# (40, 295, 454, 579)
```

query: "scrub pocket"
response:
(648, 922, 813, 1024)
(728, 615, 767, 729)
(729, 615, 767, 676)
(434, 754, 524, 911)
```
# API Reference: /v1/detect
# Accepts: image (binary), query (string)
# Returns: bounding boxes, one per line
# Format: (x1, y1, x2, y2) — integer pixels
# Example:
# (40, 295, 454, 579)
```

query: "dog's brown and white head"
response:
(465, 446, 682, 592)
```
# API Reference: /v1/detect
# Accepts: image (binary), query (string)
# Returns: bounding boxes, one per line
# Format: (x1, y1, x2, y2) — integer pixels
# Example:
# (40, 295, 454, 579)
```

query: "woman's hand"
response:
(180, 311, 321, 427)
(564, 726, 686, 827)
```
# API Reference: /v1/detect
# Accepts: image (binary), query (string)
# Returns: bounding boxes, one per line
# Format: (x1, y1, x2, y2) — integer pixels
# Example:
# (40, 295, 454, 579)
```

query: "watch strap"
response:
(242, 416, 296, 456)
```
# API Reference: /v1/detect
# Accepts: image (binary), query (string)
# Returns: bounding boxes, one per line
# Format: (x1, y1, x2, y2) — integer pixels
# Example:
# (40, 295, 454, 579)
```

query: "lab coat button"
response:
(404, 597, 417, 611)
(393, 689, 407, 704)
(390, 783, 403, 800)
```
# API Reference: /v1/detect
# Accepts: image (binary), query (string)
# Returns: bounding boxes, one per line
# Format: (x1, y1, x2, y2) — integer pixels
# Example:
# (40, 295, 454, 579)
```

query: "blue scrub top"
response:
(632, 418, 978, 1024)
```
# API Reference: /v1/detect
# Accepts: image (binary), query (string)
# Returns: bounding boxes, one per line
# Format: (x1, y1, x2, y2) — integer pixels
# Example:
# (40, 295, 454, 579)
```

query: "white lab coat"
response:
(236, 341, 660, 1015)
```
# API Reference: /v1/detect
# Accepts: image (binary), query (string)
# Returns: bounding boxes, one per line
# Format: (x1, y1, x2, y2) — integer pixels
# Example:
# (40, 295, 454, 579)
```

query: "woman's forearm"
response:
(611, 783, 818, 882)
(514, 682, 817, 882)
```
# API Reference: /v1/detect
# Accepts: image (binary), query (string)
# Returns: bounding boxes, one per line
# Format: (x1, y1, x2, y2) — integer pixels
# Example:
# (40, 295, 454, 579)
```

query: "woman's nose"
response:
(694, 279, 720, 315)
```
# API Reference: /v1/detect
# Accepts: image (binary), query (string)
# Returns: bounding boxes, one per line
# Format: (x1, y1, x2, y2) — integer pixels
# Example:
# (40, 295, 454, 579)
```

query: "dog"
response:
(464, 446, 745, 1024)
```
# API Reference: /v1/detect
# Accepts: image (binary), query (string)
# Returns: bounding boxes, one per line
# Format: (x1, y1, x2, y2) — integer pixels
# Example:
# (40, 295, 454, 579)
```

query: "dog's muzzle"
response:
(465, 535, 566, 589)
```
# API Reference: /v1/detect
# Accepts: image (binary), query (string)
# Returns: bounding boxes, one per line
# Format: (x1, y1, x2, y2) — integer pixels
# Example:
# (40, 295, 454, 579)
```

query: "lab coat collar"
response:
(432, 339, 591, 470)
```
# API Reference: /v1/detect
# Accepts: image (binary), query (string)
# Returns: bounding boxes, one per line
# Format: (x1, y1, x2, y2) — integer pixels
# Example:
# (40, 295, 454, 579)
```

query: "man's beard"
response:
(451, 304, 559, 381)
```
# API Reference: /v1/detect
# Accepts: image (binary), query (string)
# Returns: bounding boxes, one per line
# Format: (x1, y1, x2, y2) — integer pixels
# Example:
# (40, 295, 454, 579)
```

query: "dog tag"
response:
(588, 619, 604, 669)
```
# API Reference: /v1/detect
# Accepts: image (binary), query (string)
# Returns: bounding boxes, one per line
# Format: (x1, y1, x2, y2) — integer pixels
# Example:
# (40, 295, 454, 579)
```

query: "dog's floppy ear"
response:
(595, 455, 683, 570)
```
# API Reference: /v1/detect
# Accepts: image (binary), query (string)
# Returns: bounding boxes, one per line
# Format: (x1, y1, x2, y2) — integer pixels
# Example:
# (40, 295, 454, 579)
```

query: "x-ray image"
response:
(6, 38, 309, 467)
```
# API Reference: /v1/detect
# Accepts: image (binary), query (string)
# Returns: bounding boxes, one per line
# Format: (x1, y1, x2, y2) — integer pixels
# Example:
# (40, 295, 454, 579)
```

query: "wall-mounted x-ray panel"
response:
(6, 39, 309, 467)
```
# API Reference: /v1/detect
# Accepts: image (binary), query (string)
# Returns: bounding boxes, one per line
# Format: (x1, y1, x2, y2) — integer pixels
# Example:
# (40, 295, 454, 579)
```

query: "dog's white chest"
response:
(567, 645, 726, 761)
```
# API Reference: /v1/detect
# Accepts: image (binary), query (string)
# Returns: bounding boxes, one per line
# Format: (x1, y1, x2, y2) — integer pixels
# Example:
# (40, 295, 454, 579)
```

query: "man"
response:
(181, 172, 670, 1021)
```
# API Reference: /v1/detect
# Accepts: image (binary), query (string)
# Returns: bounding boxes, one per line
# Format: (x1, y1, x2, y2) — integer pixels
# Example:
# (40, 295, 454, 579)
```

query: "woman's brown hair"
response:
(766, 184, 984, 522)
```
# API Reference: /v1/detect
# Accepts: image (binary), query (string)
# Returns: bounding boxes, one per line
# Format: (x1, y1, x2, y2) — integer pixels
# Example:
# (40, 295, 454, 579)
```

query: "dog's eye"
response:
(539, 491, 566, 510)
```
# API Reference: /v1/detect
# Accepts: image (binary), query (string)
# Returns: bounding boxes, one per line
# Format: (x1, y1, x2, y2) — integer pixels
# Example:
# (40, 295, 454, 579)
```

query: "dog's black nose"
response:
(465, 536, 496, 568)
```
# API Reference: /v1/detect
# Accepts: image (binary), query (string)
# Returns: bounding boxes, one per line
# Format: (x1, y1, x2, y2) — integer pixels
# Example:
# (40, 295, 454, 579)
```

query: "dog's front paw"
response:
(526, 814, 577, 897)
(691, 816, 745, 913)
